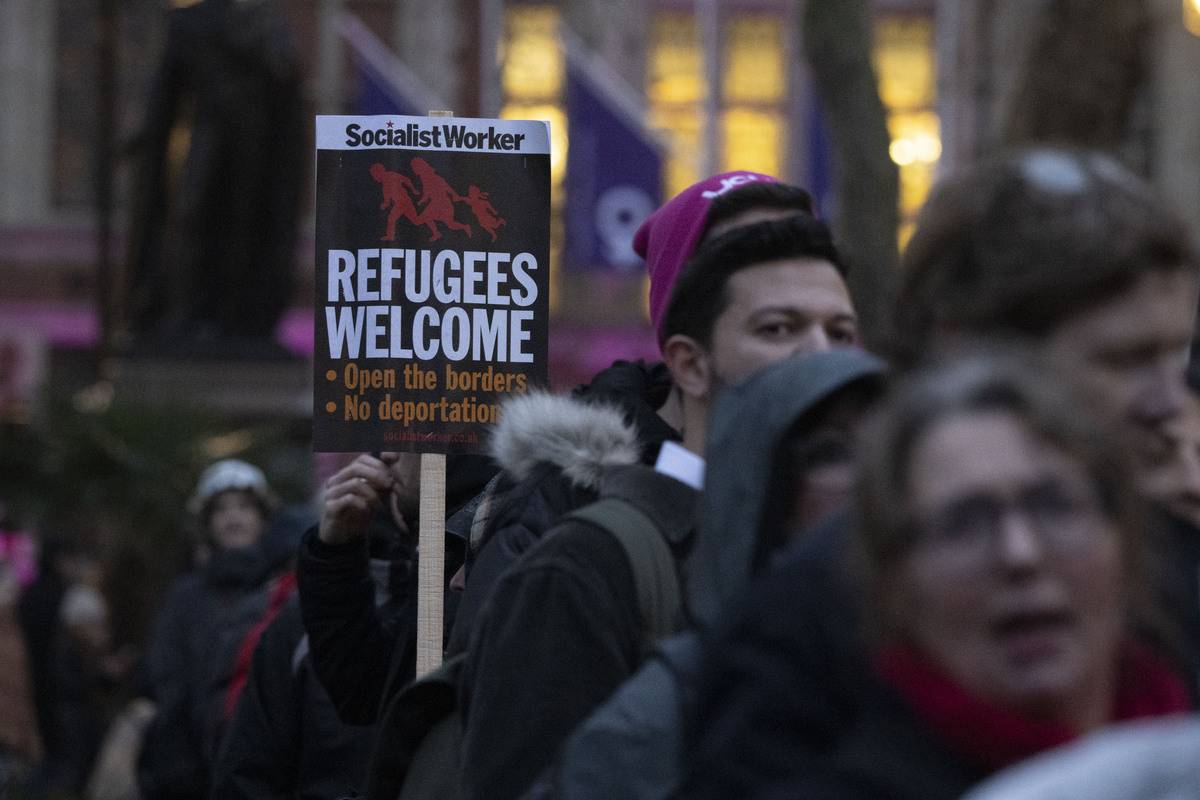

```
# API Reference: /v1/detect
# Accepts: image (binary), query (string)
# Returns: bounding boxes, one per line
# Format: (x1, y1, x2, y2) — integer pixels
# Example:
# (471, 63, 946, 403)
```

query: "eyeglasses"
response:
(911, 478, 1108, 567)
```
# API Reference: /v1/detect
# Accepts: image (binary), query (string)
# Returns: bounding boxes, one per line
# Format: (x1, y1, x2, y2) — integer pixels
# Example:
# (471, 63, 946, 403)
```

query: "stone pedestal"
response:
(112, 355, 311, 418)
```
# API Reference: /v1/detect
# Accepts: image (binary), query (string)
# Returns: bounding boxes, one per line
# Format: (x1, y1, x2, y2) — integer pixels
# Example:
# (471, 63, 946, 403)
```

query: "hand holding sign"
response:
(319, 453, 409, 545)
(315, 113, 548, 678)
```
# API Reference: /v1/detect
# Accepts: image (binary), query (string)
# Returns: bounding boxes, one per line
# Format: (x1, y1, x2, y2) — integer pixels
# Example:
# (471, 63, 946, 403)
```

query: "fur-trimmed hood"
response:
(489, 391, 641, 490)
(446, 390, 644, 656)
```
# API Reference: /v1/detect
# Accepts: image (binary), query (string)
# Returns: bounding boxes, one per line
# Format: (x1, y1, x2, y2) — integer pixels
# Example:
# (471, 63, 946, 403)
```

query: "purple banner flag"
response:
(563, 33, 665, 273)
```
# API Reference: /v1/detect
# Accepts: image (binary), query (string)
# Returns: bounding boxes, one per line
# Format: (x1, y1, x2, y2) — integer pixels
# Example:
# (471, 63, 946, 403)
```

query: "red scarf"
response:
(875, 642, 1191, 772)
(222, 571, 298, 720)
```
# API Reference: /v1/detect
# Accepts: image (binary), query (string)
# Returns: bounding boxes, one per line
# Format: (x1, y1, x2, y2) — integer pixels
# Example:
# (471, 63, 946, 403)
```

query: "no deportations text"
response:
(340, 394, 502, 427)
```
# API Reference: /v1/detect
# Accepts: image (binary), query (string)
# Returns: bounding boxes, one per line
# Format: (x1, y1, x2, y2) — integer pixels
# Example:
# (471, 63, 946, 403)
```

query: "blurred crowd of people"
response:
(3, 145, 1200, 800)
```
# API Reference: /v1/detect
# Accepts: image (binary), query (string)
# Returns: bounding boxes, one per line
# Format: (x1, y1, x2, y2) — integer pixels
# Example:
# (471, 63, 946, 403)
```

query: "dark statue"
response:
(126, 0, 306, 351)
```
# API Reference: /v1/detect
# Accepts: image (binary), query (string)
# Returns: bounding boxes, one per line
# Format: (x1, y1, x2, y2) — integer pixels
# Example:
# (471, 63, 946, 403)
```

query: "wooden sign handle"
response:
(415, 108, 454, 679)
(416, 451, 447, 677)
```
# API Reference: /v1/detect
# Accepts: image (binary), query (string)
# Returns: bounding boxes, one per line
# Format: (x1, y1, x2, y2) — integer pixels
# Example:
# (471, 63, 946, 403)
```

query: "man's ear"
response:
(662, 334, 713, 401)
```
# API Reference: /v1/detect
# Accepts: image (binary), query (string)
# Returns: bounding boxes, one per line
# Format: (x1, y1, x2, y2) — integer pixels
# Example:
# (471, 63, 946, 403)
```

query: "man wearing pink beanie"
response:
(458, 174, 861, 800)
(633, 171, 817, 348)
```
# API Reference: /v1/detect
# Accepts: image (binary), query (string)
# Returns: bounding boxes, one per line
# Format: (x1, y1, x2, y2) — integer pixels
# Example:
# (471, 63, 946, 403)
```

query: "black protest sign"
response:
(314, 115, 550, 453)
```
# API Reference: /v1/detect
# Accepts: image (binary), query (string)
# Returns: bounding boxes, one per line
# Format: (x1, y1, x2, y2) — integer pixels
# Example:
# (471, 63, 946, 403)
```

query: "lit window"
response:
(887, 110, 940, 217)
(723, 16, 784, 104)
(648, 105, 702, 197)
(648, 10, 787, 196)
(721, 14, 784, 177)
(722, 108, 782, 178)
(502, 5, 563, 102)
(1186, 0, 1200, 36)
(501, 5, 566, 312)
(874, 16, 935, 110)
(649, 12, 705, 107)
(873, 14, 940, 248)
(649, 12, 704, 197)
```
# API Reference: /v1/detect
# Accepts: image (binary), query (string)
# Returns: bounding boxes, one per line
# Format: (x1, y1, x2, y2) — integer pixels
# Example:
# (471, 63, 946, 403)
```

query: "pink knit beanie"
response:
(633, 172, 779, 347)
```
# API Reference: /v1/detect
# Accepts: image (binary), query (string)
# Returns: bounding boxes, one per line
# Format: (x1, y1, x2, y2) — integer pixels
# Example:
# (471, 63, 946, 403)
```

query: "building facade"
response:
(2, 0, 1197, 399)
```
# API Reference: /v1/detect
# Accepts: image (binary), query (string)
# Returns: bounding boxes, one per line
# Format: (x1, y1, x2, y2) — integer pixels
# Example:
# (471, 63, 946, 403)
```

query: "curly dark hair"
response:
(662, 214, 847, 348)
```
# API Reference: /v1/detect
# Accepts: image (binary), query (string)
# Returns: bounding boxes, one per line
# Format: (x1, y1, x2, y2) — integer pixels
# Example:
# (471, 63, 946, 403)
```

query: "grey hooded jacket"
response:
(523, 348, 887, 800)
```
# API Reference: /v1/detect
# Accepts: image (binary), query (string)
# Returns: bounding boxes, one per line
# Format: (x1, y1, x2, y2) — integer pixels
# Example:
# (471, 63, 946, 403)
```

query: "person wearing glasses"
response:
(792, 355, 1193, 800)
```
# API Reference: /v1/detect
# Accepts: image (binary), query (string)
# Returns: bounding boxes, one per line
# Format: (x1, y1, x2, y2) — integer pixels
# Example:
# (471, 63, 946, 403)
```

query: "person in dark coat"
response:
(17, 536, 83, 791)
(1138, 380, 1200, 688)
(209, 598, 375, 800)
(52, 584, 134, 794)
(684, 147, 1200, 796)
(296, 453, 485, 729)
(444, 359, 677, 658)
(445, 173, 823, 657)
(137, 460, 279, 800)
(458, 206, 860, 800)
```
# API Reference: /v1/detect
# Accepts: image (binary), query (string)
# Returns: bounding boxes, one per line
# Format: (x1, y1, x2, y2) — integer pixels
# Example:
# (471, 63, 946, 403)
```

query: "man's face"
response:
(706, 258, 858, 388)
(1043, 269, 1197, 463)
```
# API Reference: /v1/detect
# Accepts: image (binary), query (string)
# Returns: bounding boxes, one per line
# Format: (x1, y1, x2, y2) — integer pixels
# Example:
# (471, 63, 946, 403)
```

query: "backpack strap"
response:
(565, 498, 682, 650)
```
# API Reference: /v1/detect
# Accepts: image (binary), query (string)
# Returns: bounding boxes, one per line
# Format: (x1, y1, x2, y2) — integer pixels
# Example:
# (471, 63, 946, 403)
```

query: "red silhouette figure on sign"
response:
(411, 157, 472, 241)
(369, 163, 421, 242)
(461, 185, 506, 242)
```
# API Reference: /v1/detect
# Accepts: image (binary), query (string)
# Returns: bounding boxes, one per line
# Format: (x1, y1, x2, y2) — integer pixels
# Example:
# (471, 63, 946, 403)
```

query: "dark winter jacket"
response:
(759, 640, 1191, 800)
(209, 598, 375, 800)
(447, 360, 678, 656)
(139, 544, 283, 800)
(296, 449, 500, 730)
(296, 519, 417, 728)
(1147, 510, 1200, 691)
(53, 632, 129, 793)
(457, 392, 698, 800)
(760, 681, 985, 800)
(17, 568, 67, 760)
(681, 511, 869, 798)
(524, 349, 887, 800)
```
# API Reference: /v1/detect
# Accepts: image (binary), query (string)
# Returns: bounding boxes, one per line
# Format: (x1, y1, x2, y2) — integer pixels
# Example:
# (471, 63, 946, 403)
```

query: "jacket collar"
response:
(599, 463, 699, 547)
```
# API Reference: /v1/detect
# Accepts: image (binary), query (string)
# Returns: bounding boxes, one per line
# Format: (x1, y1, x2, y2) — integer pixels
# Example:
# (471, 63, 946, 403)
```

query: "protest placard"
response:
(313, 114, 551, 454)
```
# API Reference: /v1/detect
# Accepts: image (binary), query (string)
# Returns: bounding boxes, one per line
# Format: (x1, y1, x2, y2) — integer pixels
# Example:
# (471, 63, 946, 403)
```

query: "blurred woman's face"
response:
(209, 489, 267, 551)
(890, 410, 1125, 728)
